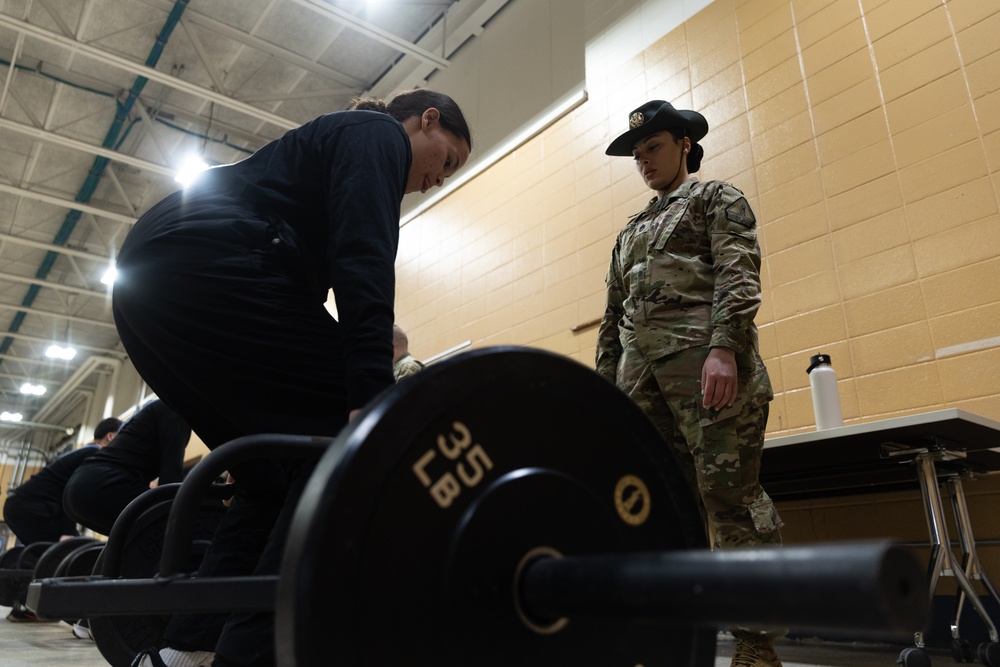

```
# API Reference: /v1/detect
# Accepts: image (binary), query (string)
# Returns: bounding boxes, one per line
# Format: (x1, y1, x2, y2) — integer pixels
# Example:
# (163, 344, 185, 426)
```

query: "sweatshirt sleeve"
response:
(317, 117, 410, 409)
(155, 402, 192, 485)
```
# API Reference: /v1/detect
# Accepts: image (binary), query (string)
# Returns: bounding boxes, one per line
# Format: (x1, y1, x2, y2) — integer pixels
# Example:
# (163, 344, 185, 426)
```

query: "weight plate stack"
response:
(33, 536, 100, 580)
(278, 346, 714, 667)
(0, 541, 52, 607)
(53, 542, 105, 579)
(90, 496, 226, 667)
(0, 546, 25, 569)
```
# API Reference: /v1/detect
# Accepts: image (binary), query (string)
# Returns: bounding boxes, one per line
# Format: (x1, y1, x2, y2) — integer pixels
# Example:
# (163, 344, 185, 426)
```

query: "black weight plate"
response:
(16, 541, 53, 570)
(0, 566, 31, 606)
(55, 541, 105, 578)
(3, 542, 54, 606)
(52, 542, 106, 623)
(90, 498, 226, 667)
(278, 346, 715, 667)
(33, 536, 99, 580)
(0, 546, 24, 569)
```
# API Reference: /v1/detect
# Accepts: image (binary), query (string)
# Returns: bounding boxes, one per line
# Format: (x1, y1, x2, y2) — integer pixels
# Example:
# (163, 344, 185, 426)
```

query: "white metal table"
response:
(763, 409, 1000, 664)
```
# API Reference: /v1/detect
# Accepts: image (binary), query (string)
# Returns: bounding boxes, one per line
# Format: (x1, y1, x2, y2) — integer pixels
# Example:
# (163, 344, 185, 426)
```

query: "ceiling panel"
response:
(0, 0, 510, 443)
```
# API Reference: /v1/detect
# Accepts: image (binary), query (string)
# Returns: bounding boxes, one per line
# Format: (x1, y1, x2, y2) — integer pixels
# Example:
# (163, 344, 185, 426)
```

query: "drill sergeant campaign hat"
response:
(605, 100, 709, 156)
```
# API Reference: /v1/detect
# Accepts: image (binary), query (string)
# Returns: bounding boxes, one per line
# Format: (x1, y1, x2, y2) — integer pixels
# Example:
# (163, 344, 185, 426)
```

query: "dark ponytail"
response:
(349, 89, 472, 149)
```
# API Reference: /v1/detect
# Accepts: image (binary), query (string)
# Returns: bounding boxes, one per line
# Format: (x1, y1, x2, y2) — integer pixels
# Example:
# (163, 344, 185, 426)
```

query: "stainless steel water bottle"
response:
(807, 353, 843, 430)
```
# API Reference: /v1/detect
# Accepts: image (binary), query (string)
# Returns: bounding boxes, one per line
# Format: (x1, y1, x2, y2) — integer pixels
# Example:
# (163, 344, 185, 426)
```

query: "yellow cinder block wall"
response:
(397, 0, 1000, 432)
(395, 0, 1000, 584)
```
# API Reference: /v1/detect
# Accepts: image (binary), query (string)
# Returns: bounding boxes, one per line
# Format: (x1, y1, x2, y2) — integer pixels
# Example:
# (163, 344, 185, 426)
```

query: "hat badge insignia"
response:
(629, 112, 645, 129)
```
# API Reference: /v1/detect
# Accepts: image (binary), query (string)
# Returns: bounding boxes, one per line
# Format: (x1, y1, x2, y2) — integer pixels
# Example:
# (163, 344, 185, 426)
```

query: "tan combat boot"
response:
(730, 631, 783, 667)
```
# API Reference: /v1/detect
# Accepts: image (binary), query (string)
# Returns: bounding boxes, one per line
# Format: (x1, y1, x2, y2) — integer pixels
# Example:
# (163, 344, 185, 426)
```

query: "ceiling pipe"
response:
(0, 13, 300, 131)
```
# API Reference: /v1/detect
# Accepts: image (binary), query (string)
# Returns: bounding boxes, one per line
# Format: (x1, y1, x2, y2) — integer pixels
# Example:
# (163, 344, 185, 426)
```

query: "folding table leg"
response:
(947, 476, 1000, 646)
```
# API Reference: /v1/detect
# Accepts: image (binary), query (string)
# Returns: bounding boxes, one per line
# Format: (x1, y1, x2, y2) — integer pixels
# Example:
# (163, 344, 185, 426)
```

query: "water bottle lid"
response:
(807, 353, 832, 374)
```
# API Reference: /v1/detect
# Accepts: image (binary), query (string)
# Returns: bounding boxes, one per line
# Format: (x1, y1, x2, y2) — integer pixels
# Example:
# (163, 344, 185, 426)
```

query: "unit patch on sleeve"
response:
(725, 197, 756, 228)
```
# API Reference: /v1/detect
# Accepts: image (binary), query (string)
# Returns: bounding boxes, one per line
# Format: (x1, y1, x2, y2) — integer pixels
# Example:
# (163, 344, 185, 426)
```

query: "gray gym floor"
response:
(0, 605, 948, 666)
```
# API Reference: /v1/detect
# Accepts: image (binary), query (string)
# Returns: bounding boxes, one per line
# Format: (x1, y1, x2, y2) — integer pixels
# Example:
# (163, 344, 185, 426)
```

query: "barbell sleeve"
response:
(519, 541, 926, 637)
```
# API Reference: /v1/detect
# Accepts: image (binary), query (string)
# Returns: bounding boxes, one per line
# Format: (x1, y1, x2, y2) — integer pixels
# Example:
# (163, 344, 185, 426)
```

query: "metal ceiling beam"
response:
(0, 419, 74, 435)
(0, 182, 136, 225)
(0, 230, 108, 262)
(134, 0, 367, 89)
(0, 329, 119, 356)
(0, 117, 176, 177)
(151, 100, 269, 148)
(0, 50, 268, 152)
(179, 17, 229, 95)
(0, 369, 47, 383)
(235, 88, 356, 104)
(0, 13, 301, 131)
(0, 351, 50, 366)
(0, 302, 115, 329)
(368, 0, 509, 98)
(0, 270, 108, 299)
(291, 0, 451, 69)
(0, 366, 75, 384)
(32, 354, 122, 425)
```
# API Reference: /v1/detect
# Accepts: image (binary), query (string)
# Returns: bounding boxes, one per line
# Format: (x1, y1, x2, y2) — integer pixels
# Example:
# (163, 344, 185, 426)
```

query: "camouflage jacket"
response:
(596, 179, 763, 383)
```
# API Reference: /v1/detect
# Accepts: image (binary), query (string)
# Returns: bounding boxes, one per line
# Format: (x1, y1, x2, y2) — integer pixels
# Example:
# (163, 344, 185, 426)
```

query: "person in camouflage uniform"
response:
(596, 100, 783, 667)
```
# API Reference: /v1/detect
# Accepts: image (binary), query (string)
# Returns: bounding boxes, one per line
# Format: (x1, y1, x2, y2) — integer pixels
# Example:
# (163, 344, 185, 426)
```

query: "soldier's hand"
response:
(702, 347, 738, 410)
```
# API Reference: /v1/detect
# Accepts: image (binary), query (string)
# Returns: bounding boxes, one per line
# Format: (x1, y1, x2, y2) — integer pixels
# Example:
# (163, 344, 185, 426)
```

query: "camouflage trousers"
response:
(617, 344, 783, 550)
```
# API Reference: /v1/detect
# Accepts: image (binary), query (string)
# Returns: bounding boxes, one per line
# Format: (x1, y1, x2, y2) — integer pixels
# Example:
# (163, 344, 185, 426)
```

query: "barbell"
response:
(29, 347, 928, 667)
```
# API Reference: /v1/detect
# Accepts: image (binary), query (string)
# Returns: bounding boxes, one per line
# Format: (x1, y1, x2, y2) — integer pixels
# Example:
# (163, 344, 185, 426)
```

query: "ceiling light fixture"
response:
(175, 155, 210, 186)
(101, 263, 118, 285)
(1, 411, 23, 422)
(20, 383, 46, 396)
(45, 344, 77, 360)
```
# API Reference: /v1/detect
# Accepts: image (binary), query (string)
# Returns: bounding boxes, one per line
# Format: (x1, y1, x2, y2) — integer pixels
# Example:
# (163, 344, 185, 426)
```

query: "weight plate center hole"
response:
(513, 546, 568, 636)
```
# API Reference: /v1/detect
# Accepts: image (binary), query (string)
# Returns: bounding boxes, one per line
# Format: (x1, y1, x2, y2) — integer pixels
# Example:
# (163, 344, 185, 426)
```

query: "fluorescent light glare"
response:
(175, 155, 209, 186)
(101, 263, 118, 285)
(45, 344, 77, 360)
(1, 411, 23, 422)
(20, 383, 46, 396)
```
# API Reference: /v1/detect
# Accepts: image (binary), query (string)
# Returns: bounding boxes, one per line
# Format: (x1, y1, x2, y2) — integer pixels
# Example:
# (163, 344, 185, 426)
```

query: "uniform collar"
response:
(643, 178, 698, 214)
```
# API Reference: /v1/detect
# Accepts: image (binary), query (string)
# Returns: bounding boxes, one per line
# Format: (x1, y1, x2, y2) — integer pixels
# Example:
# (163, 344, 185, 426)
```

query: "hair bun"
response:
(686, 143, 704, 174)
(349, 97, 388, 113)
